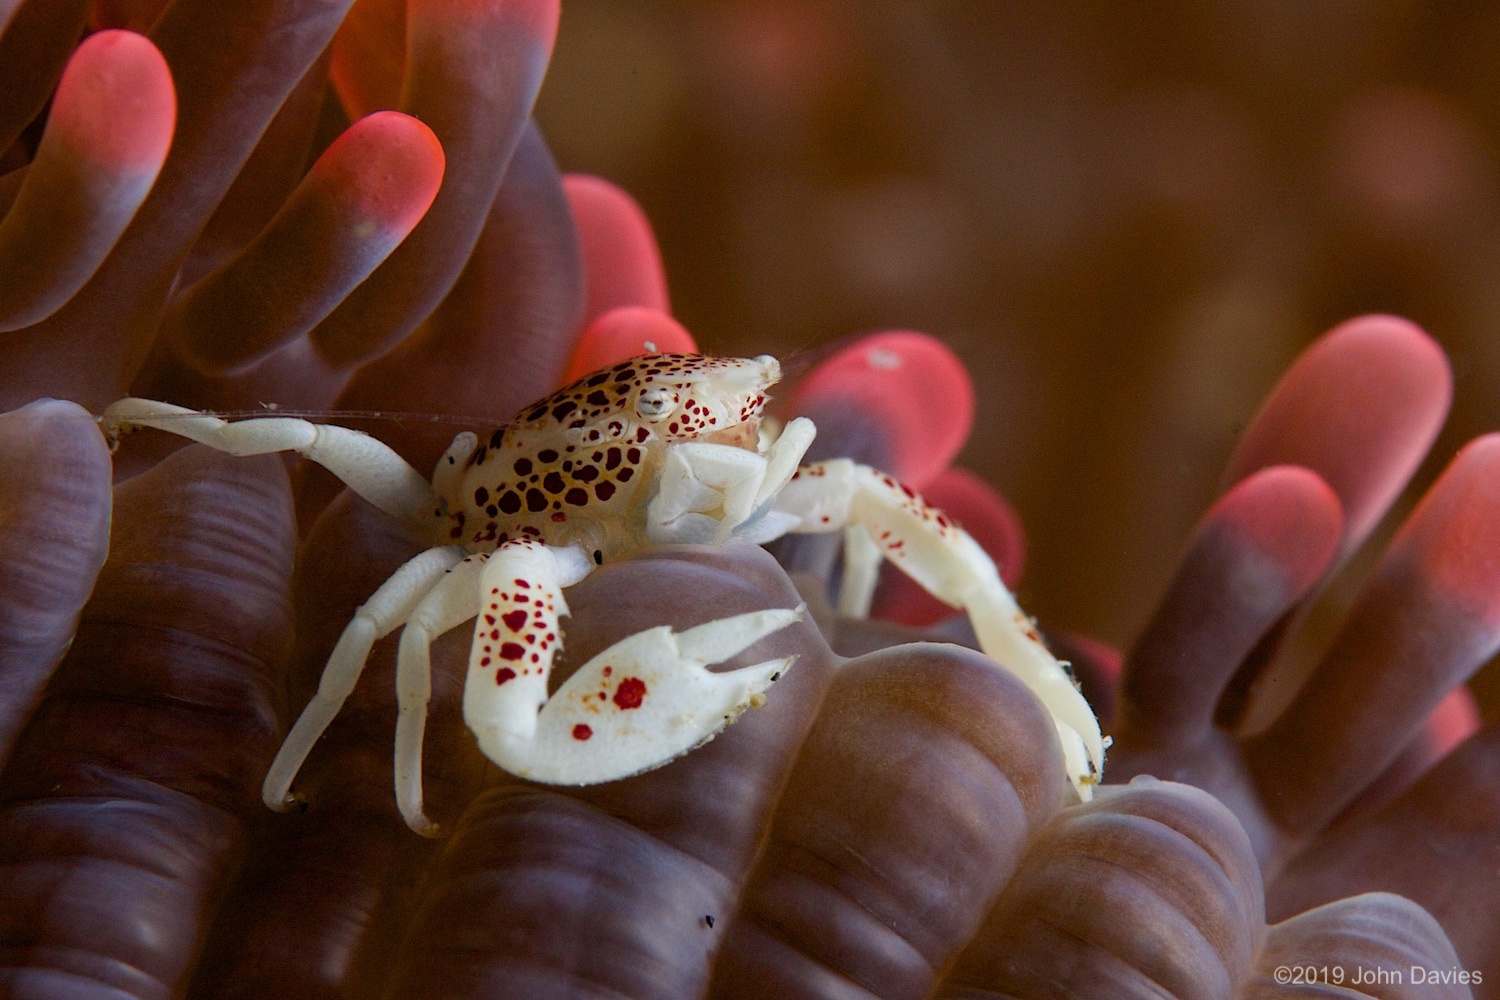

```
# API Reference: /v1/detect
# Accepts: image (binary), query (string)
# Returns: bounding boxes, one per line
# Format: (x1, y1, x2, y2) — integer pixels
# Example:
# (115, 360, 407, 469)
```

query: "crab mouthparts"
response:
(703, 416, 761, 450)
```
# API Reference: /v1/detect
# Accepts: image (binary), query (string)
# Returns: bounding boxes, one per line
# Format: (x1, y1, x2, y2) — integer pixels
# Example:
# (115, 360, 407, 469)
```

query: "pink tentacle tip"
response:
(1225, 314, 1451, 544)
(1424, 686, 1481, 760)
(1394, 433, 1500, 624)
(50, 30, 175, 170)
(1207, 465, 1344, 593)
(319, 111, 446, 233)
(560, 307, 697, 385)
(563, 173, 670, 318)
(791, 331, 974, 489)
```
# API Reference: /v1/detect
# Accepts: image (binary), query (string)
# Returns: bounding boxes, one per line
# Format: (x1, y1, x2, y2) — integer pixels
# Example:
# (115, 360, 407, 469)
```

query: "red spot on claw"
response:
(496, 667, 516, 685)
(501, 610, 529, 631)
(572, 724, 593, 741)
(613, 677, 647, 709)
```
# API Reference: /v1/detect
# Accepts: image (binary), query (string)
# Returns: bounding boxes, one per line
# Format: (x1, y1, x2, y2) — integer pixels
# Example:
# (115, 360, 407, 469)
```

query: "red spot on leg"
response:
(499, 643, 525, 661)
(572, 724, 593, 741)
(613, 677, 647, 709)
(496, 667, 516, 685)
(501, 610, 529, 632)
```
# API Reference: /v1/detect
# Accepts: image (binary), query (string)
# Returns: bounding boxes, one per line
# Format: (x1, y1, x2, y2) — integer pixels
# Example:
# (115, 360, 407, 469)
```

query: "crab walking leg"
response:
(100, 399, 440, 530)
(837, 524, 882, 618)
(775, 459, 1106, 797)
(391, 553, 490, 835)
(263, 545, 466, 812)
(459, 541, 801, 785)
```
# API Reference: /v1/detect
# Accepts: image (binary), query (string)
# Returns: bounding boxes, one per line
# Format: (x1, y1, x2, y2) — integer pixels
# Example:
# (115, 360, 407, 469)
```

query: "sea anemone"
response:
(0, 2, 1494, 998)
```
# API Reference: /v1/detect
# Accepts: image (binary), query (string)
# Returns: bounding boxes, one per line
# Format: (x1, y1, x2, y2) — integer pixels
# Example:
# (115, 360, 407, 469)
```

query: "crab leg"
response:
(100, 398, 439, 530)
(774, 459, 1106, 798)
(837, 524, 883, 618)
(263, 544, 466, 813)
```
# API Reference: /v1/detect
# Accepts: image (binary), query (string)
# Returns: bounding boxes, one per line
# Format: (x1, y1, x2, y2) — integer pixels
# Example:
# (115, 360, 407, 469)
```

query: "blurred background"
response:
(535, 0, 1500, 710)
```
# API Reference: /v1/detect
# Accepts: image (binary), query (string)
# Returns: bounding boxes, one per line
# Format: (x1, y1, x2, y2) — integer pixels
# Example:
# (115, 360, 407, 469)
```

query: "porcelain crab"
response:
(102, 353, 1104, 834)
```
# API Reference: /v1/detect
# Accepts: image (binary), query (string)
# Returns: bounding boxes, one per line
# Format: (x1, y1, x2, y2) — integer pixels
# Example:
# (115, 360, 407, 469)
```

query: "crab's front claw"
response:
(469, 606, 804, 784)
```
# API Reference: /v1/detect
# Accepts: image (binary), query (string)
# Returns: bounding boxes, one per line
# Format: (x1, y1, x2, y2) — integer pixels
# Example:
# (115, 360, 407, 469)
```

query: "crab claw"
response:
(472, 606, 804, 784)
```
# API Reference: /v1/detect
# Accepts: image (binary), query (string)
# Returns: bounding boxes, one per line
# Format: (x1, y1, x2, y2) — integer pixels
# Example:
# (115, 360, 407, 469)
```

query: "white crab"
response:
(102, 353, 1104, 834)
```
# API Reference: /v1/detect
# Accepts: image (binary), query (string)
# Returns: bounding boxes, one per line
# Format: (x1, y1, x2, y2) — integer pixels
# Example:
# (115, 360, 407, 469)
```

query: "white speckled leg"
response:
(262, 544, 465, 814)
(100, 398, 439, 530)
(773, 459, 1106, 798)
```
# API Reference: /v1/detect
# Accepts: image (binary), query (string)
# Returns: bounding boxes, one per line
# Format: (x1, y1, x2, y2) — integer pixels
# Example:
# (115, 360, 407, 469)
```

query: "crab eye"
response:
(635, 387, 677, 422)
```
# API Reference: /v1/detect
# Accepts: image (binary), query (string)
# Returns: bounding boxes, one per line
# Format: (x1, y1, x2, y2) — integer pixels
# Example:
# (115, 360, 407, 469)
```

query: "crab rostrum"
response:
(101, 353, 1104, 834)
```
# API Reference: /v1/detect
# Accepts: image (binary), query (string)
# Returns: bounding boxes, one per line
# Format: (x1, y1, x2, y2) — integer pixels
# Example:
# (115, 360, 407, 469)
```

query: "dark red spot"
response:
(552, 511, 567, 522)
(552, 400, 577, 419)
(499, 643, 525, 661)
(587, 372, 610, 386)
(626, 447, 641, 464)
(617, 467, 634, 483)
(602, 666, 612, 676)
(502, 610, 528, 631)
(496, 667, 516, 685)
(538, 449, 559, 463)
(595, 481, 616, 501)
(513, 457, 533, 476)
(565, 487, 589, 505)
(575, 465, 598, 482)
(572, 724, 593, 740)
(484, 614, 496, 625)
(605, 447, 621, 470)
(474, 486, 489, 505)
(586, 390, 609, 405)
(636, 427, 650, 442)
(498, 491, 521, 514)
(514, 580, 530, 588)
(543, 471, 565, 493)
(613, 677, 647, 710)
(526, 489, 548, 512)
(489, 428, 505, 449)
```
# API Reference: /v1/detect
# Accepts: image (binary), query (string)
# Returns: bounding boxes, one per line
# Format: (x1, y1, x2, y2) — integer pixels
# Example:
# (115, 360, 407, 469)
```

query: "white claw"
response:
(473, 606, 804, 786)
(674, 604, 806, 664)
